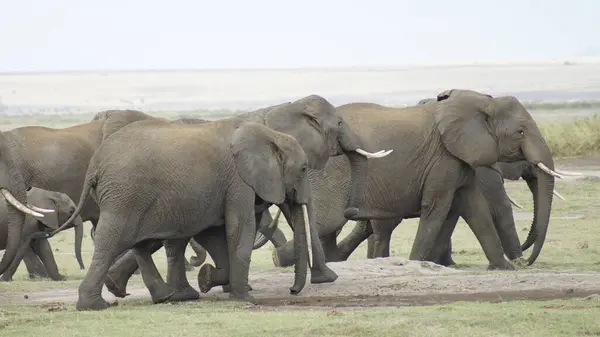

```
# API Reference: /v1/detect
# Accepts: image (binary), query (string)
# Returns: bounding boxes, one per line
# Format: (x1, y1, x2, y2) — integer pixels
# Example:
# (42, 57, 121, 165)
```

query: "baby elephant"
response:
(0, 187, 85, 281)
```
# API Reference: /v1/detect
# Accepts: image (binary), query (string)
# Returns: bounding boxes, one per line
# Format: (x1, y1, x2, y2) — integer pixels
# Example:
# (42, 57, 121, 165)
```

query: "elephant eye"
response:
(338, 120, 343, 127)
(518, 130, 524, 136)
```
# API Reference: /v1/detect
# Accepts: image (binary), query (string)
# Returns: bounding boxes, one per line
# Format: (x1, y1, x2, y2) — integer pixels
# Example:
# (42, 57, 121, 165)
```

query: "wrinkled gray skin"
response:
(2, 109, 163, 247)
(0, 187, 84, 281)
(332, 162, 537, 264)
(100, 95, 387, 301)
(271, 89, 559, 270)
(44, 119, 317, 311)
(0, 131, 39, 277)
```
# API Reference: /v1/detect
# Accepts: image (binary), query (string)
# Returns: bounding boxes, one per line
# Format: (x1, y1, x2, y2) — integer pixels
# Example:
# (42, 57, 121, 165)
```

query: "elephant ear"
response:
(434, 89, 499, 167)
(231, 122, 286, 204)
(101, 110, 165, 141)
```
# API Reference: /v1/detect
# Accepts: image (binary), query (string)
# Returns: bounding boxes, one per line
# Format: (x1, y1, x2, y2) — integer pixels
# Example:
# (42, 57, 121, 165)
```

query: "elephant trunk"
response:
(522, 135, 555, 266)
(280, 202, 309, 295)
(73, 215, 85, 270)
(521, 178, 539, 252)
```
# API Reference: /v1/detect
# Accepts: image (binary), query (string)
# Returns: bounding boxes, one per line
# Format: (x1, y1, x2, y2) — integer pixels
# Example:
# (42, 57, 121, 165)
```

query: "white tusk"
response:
(536, 163, 566, 179)
(1, 189, 45, 217)
(507, 195, 523, 209)
(27, 204, 56, 213)
(302, 204, 313, 269)
(356, 148, 394, 158)
(553, 189, 566, 201)
(554, 168, 584, 176)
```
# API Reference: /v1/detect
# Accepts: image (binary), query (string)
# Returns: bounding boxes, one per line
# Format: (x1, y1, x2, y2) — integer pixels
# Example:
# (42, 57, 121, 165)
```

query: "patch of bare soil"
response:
(5, 257, 600, 309)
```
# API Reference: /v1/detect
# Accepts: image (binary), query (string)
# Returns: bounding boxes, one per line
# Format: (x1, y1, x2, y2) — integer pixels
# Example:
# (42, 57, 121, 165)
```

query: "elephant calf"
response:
(0, 187, 84, 281)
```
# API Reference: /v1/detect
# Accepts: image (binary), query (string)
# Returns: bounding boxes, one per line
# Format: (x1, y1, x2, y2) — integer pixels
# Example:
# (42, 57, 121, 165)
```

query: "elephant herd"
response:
(0, 89, 581, 311)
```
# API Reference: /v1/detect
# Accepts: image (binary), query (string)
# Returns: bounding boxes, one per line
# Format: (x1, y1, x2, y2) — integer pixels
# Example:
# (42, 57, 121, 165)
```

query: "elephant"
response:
(0, 131, 52, 277)
(42, 119, 323, 311)
(331, 160, 570, 265)
(96, 95, 392, 301)
(268, 89, 572, 272)
(0, 187, 84, 281)
(2, 109, 162, 240)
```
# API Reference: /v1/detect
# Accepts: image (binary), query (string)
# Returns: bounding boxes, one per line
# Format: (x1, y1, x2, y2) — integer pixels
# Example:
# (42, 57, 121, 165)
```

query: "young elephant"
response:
(0, 187, 84, 281)
(43, 120, 316, 311)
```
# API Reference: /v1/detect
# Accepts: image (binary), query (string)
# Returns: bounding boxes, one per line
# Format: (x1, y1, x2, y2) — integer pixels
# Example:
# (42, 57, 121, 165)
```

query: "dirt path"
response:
(5, 258, 600, 309)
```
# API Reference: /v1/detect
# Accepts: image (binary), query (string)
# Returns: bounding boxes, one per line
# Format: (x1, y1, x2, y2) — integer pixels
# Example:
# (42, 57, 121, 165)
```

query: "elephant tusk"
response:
(536, 163, 566, 179)
(1, 189, 45, 217)
(553, 189, 566, 201)
(27, 204, 56, 213)
(554, 168, 584, 176)
(302, 204, 313, 269)
(356, 148, 394, 159)
(507, 195, 523, 209)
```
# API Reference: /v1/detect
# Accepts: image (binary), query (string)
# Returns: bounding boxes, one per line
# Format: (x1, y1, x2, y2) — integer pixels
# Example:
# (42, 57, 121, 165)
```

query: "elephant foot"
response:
(105, 274, 130, 298)
(76, 296, 111, 311)
(197, 264, 216, 293)
(148, 284, 177, 304)
(272, 247, 295, 268)
(0, 274, 12, 282)
(166, 285, 200, 302)
(190, 256, 205, 267)
(509, 257, 528, 269)
(50, 274, 66, 282)
(487, 260, 516, 271)
(310, 266, 338, 284)
(222, 283, 253, 293)
(226, 292, 257, 304)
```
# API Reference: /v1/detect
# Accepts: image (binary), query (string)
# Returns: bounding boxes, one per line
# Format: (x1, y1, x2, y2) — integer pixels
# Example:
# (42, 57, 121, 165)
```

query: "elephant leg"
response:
(104, 241, 163, 298)
(320, 233, 342, 262)
(195, 226, 254, 294)
(429, 209, 461, 266)
(366, 233, 376, 259)
(163, 238, 200, 302)
(224, 204, 256, 302)
(31, 239, 65, 281)
(337, 220, 373, 261)
(23, 248, 49, 279)
(409, 184, 456, 261)
(371, 219, 401, 258)
(0, 239, 35, 281)
(189, 239, 207, 267)
(76, 215, 132, 311)
(457, 181, 514, 270)
(133, 239, 176, 304)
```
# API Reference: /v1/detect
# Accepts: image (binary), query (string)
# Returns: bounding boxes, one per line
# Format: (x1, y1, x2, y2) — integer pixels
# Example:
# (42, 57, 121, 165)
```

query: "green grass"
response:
(1, 299, 600, 337)
(541, 114, 600, 157)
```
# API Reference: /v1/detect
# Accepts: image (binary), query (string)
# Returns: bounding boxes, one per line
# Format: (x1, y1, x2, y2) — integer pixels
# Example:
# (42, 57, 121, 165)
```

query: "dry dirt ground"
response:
(3, 157, 600, 310)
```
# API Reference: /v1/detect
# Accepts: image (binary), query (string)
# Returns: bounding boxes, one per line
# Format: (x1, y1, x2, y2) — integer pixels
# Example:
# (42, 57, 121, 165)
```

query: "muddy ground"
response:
(3, 158, 600, 310)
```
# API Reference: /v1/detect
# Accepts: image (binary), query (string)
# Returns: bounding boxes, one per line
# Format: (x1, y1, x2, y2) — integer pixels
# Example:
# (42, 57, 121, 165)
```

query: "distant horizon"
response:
(2, 56, 600, 76)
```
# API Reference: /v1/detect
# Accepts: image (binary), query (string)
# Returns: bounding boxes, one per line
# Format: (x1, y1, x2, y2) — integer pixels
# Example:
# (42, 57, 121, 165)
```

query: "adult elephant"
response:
(3, 109, 162, 239)
(0, 132, 51, 276)
(332, 161, 571, 265)
(270, 89, 568, 271)
(1, 187, 84, 281)
(95, 95, 392, 301)
(44, 120, 324, 311)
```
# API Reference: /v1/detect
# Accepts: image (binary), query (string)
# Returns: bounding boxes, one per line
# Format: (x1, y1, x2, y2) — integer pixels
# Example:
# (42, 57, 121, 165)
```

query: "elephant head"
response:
(432, 89, 579, 265)
(0, 132, 54, 275)
(255, 95, 392, 221)
(26, 187, 85, 270)
(230, 122, 313, 293)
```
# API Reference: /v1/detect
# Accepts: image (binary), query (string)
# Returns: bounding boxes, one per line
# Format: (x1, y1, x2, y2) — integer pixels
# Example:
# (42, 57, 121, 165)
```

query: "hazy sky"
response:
(1, 0, 598, 72)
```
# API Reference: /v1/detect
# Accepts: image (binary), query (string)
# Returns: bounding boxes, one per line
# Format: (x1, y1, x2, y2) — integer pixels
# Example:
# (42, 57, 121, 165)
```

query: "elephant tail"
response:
(30, 173, 97, 240)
